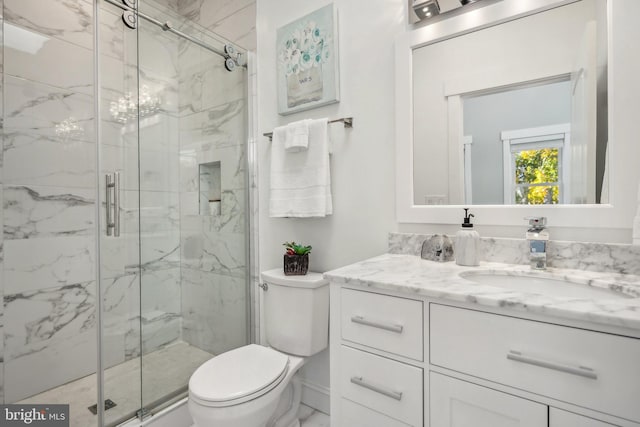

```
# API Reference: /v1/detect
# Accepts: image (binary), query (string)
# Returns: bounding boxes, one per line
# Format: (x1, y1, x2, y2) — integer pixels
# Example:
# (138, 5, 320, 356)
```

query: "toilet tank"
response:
(261, 269, 329, 356)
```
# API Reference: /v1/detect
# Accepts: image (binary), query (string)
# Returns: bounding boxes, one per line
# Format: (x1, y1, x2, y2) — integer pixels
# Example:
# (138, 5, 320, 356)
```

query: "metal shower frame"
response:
(104, 0, 246, 71)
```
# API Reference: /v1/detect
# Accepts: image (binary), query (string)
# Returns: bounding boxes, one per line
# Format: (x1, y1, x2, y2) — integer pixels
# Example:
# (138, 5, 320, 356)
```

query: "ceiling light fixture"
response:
(412, 0, 440, 20)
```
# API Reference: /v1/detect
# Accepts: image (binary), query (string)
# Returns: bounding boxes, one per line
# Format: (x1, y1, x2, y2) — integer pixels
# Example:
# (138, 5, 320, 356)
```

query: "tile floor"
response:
(18, 342, 330, 427)
(19, 341, 214, 427)
(183, 401, 330, 427)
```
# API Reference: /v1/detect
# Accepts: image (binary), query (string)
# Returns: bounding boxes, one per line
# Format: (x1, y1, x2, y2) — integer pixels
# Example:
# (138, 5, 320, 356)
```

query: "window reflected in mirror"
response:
(463, 81, 574, 205)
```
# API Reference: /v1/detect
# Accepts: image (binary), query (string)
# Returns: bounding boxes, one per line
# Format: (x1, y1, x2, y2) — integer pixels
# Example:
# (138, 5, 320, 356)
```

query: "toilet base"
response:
(268, 374, 303, 427)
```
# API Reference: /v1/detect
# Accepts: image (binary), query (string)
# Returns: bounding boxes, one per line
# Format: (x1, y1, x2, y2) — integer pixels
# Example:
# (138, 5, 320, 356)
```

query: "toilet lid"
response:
(189, 344, 289, 404)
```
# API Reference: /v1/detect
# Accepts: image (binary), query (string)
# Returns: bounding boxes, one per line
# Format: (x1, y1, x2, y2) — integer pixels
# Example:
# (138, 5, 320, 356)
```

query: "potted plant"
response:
(283, 241, 312, 275)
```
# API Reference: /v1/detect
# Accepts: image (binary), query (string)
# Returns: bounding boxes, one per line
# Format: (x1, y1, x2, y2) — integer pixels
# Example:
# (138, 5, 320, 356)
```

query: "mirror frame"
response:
(395, 0, 637, 229)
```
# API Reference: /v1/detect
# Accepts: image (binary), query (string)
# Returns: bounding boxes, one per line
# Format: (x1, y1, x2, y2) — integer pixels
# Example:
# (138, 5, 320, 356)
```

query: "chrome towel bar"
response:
(263, 117, 353, 141)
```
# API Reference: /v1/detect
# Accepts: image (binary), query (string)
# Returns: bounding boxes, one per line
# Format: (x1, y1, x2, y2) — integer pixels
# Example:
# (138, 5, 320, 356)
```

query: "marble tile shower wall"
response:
(2, 0, 98, 403)
(177, 35, 248, 356)
(0, 0, 183, 403)
(176, 0, 256, 51)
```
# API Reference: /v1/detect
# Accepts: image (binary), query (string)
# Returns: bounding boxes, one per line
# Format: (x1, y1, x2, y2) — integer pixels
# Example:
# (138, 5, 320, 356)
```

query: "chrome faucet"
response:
(526, 217, 549, 270)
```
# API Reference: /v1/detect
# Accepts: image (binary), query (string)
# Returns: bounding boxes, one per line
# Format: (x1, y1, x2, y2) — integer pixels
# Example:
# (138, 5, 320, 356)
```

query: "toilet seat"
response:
(189, 344, 289, 408)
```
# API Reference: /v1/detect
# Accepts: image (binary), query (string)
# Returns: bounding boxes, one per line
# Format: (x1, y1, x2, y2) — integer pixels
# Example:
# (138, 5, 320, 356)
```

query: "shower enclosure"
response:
(0, 0, 252, 425)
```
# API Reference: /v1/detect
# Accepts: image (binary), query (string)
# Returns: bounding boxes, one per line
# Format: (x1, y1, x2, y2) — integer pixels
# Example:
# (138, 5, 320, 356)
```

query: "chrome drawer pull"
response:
(350, 376, 403, 401)
(507, 350, 597, 380)
(350, 316, 404, 333)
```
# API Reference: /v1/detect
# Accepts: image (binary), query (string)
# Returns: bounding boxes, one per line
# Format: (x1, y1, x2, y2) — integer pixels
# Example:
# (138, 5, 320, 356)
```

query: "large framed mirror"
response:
(395, 0, 640, 229)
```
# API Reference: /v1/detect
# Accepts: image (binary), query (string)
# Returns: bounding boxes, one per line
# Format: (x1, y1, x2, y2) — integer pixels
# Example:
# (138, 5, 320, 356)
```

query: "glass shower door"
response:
(97, 0, 250, 423)
(136, 1, 250, 414)
(134, 2, 193, 414)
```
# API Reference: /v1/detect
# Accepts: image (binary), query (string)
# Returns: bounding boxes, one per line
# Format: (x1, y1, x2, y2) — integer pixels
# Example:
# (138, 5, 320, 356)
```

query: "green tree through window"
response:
(514, 148, 559, 204)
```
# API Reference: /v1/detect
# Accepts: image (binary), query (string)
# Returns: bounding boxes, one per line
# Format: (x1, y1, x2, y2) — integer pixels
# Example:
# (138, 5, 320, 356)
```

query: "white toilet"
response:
(188, 269, 329, 427)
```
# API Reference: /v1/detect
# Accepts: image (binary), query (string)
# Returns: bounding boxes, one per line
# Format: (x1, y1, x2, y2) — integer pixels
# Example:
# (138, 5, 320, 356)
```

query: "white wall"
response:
(256, 0, 404, 408)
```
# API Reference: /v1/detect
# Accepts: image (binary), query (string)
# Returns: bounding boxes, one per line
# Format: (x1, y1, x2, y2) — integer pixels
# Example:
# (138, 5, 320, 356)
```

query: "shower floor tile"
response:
(18, 341, 214, 427)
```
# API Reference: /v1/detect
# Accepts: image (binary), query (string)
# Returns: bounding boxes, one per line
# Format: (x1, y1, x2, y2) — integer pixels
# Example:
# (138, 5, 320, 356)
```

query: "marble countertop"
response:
(324, 254, 640, 331)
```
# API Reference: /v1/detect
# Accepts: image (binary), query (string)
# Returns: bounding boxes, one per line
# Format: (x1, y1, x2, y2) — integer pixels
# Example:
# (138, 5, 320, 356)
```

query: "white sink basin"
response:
(460, 271, 632, 299)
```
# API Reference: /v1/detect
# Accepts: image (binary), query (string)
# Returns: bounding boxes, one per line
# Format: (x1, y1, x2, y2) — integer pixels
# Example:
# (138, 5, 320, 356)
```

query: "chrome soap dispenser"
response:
(455, 208, 480, 266)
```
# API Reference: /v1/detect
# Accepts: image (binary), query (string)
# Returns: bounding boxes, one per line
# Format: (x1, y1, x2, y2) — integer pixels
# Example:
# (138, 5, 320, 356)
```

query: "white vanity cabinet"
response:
(329, 283, 640, 427)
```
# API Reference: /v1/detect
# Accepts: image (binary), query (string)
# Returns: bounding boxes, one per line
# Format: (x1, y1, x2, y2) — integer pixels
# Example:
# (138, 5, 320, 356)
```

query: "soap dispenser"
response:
(455, 208, 480, 266)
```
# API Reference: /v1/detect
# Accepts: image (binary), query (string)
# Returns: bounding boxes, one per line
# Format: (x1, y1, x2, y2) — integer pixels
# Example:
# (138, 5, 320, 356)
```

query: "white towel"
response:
(269, 118, 332, 217)
(284, 119, 311, 152)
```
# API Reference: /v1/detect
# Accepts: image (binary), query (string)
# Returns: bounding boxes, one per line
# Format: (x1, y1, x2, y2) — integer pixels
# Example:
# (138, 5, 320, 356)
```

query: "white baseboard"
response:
(300, 380, 331, 415)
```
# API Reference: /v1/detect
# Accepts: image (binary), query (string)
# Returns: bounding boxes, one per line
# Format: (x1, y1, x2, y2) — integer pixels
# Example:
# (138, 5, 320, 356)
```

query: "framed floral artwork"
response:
(276, 4, 340, 115)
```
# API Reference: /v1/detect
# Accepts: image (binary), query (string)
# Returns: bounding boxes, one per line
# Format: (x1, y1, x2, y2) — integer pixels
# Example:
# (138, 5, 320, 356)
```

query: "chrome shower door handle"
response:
(105, 172, 121, 237)
(113, 172, 120, 237)
(106, 174, 114, 236)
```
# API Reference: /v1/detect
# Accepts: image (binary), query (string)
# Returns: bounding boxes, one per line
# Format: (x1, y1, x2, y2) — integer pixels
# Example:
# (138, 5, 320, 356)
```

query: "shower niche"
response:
(199, 161, 222, 216)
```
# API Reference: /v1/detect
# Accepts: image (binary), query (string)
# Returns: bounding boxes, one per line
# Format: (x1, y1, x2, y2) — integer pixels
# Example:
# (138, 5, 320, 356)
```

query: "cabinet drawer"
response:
(340, 399, 412, 427)
(430, 372, 547, 427)
(550, 408, 617, 426)
(340, 346, 423, 426)
(341, 288, 423, 360)
(430, 304, 640, 422)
